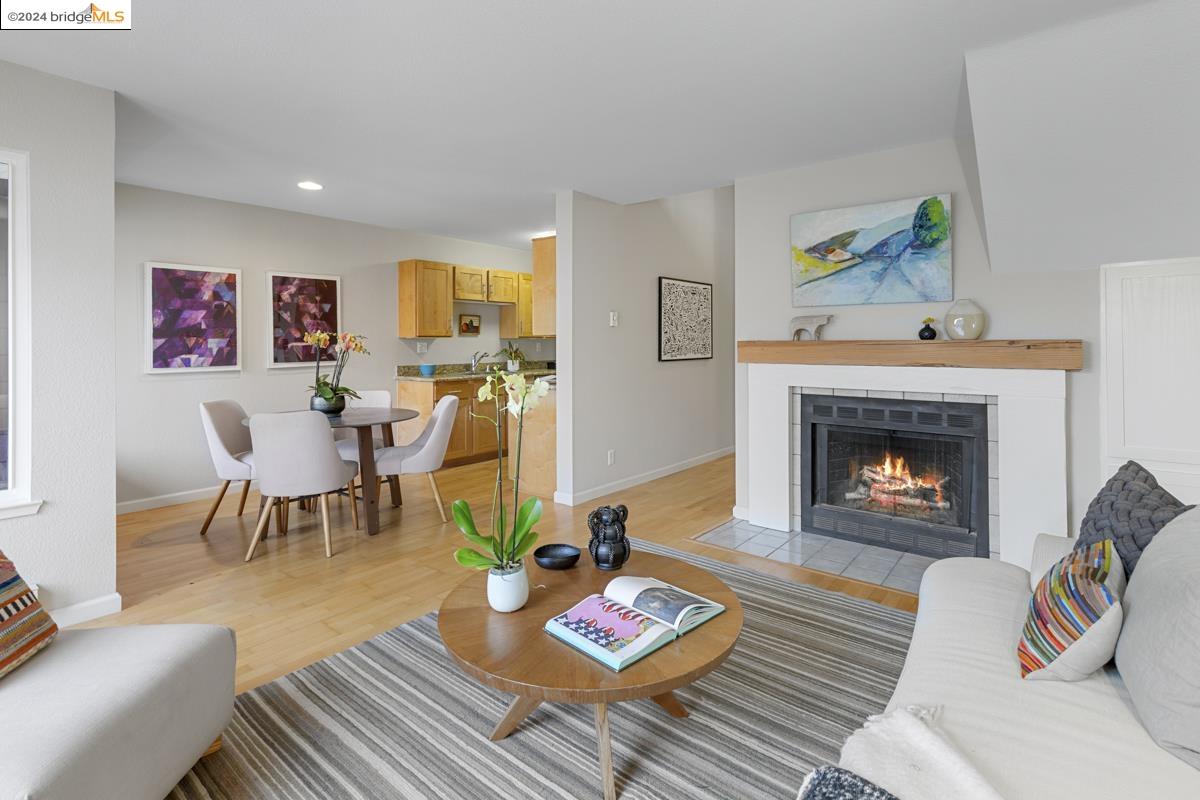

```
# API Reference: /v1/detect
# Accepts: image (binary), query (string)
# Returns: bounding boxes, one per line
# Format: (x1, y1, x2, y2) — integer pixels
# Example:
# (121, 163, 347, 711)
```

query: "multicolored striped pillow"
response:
(1018, 539, 1125, 681)
(0, 551, 58, 679)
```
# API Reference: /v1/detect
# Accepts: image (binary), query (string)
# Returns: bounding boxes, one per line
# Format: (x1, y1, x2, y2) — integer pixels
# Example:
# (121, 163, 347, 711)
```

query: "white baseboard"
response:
(117, 482, 249, 515)
(731, 505, 749, 520)
(48, 591, 123, 628)
(555, 446, 734, 507)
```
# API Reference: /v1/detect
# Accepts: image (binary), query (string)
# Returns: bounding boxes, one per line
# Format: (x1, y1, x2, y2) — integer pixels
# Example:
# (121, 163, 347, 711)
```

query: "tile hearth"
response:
(696, 519, 934, 592)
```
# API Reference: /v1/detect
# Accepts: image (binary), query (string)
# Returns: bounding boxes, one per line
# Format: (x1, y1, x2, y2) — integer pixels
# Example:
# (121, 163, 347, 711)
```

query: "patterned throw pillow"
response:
(1018, 540, 1125, 681)
(1076, 460, 1193, 575)
(0, 551, 58, 679)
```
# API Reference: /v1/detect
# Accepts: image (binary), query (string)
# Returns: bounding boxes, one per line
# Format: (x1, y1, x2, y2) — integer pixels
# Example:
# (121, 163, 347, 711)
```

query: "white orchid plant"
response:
(452, 369, 552, 572)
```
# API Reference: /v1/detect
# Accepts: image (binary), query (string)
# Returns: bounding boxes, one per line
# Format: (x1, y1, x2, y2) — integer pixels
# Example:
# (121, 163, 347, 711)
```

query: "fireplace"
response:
(798, 395, 989, 558)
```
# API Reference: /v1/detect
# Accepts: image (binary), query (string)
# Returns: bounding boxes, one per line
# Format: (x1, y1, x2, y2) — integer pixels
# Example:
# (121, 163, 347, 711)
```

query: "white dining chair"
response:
(198, 400, 256, 536)
(334, 390, 393, 461)
(372, 395, 459, 522)
(244, 411, 359, 562)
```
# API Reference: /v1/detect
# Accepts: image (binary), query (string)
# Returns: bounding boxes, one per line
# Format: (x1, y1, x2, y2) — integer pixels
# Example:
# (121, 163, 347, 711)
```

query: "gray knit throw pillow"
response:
(1077, 461, 1193, 575)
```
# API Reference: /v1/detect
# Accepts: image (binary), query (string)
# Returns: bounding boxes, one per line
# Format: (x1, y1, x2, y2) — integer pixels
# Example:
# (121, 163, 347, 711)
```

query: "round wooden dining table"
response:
(326, 407, 418, 534)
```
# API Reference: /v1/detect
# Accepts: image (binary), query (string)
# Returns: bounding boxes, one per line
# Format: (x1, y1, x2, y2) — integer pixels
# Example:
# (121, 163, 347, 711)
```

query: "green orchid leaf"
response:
(510, 531, 540, 562)
(451, 500, 479, 537)
(454, 548, 499, 570)
(512, 496, 543, 543)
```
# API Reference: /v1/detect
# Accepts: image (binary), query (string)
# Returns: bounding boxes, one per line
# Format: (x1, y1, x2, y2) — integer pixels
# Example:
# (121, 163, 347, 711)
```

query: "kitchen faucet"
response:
(470, 351, 490, 373)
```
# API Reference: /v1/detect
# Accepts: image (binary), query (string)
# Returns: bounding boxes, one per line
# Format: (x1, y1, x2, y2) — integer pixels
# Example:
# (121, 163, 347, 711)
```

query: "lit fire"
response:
(874, 452, 945, 505)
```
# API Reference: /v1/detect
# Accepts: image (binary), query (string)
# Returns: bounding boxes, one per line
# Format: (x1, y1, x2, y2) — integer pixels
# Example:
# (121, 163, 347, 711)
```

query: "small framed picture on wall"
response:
(459, 314, 481, 336)
(144, 261, 242, 373)
(658, 276, 713, 361)
(267, 272, 341, 367)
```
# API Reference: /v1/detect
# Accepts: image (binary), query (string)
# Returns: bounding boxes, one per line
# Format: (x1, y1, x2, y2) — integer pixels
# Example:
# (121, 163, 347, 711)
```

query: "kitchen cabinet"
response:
(498, 272, 534, 339)
(454, 265, 487, 302)
(397, 260, 454, 338)
(395, 376, 506, 467)
(532, 235, 556, 336)
(488, 269, 519, 304)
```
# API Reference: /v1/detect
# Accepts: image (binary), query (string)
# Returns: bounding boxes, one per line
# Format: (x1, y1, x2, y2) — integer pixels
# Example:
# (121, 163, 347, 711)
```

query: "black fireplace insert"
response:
(797, 394, 989, 558)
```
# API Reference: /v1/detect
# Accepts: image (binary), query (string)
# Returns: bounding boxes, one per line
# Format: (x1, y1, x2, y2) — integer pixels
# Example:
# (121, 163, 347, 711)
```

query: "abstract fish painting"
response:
(790, 195, 952, 307)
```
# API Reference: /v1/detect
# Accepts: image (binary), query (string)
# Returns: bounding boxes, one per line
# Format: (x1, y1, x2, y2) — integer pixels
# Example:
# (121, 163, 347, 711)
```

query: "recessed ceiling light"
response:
(532, 230, 556, 239)
(297, 180, 323, 191)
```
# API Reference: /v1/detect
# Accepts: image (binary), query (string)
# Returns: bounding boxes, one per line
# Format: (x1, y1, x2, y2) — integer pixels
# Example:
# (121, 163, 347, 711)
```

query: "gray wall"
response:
(115, 184, 553, 508)
(734, 139, 1100, 532)
(559, 186, 735, 501)
(0, 61, 116, 612)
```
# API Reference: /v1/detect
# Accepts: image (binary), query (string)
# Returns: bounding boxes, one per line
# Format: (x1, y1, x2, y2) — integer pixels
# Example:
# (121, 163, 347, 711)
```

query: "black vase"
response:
(310, 394, 346, 415)
(587, 504, 631, 570)
(918, 324, 937, 341)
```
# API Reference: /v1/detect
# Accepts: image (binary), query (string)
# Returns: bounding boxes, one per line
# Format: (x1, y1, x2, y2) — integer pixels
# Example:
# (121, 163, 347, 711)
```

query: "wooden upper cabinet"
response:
(454, 265, 487, 302)
(531, 235, 556, 336)
(487, 269, 519, 304)
(397, 260, 454, 338)
(499, 272, 535, 339)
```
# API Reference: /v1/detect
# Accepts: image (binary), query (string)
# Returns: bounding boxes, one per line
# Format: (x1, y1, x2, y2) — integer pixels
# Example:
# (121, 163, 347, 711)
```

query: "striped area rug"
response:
(171, 540, 914, 799)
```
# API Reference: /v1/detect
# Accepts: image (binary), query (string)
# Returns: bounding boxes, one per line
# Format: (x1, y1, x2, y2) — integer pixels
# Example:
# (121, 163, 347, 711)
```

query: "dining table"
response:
(327, 407, 419, 535)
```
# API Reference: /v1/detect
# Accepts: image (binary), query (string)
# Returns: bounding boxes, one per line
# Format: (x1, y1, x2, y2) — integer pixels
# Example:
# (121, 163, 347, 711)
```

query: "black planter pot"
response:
(310, 394, 346, 415)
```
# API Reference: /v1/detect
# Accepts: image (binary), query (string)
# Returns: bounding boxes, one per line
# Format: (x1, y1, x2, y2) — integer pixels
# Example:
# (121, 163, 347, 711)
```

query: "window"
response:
(0, 149, 39, 517)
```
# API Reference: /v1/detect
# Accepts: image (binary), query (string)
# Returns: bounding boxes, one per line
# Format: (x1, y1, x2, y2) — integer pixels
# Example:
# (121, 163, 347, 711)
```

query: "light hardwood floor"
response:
(102, 455, 916, 693)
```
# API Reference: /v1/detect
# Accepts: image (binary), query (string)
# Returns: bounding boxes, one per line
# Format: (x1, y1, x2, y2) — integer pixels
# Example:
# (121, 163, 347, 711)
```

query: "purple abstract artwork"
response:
(148, 264, 240, 370)
(270, 273, 340, 365)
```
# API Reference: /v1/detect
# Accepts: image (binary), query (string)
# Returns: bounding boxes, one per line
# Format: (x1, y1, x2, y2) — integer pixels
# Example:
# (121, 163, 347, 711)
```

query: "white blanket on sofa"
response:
(838, 706, 1004, 800)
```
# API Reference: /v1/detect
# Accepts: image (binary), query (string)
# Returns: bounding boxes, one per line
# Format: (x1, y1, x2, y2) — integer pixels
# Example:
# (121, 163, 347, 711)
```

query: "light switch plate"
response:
(609, 311, 619, 327)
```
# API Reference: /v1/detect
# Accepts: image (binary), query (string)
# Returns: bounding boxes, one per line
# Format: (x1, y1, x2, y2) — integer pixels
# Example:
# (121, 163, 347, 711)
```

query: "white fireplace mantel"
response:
(743, 363, 1068, 568)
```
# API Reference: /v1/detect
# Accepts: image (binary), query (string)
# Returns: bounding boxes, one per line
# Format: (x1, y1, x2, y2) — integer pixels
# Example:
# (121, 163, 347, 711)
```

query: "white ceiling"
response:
(0, 0, 1149, 249)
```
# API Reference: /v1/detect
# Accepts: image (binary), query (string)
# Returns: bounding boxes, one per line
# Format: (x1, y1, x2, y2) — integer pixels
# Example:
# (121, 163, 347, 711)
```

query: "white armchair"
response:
(244, 411, 359, 562)
(198, 400, 256, 536)
(373, 395, 459, 522)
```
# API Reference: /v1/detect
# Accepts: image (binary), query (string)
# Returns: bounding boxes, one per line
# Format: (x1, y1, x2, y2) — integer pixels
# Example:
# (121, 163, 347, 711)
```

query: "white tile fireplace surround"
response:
(744, 363, 1069, 568)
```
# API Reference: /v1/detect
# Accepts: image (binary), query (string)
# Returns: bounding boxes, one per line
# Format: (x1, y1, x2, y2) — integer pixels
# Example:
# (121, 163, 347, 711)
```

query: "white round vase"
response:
(944, 299, 987, 340)
(487, 563, 529, 613)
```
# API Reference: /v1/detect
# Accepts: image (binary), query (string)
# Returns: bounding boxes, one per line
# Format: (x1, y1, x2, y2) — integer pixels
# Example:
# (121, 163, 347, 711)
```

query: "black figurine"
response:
(587, 504, 631, 570)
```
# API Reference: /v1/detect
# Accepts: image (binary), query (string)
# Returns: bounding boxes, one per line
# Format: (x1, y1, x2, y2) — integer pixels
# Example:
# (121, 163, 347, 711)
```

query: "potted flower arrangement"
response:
(499, 341, 525, 373)
(451, 368, 552, 612)
(303, 331, 369, 415)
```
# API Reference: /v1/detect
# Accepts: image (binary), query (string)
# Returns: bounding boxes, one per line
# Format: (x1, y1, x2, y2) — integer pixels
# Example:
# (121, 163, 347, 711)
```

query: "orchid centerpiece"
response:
(451, 368, 552, 611)
(303, 331, 369, 414)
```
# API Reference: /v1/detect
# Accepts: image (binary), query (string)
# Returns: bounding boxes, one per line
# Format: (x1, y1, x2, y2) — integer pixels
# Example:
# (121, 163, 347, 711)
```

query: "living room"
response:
(1, 1, 1198, 798)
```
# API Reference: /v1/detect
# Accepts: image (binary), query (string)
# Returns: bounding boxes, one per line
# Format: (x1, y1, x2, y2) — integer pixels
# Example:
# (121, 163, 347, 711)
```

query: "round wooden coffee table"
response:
(438, 551, 743, 800)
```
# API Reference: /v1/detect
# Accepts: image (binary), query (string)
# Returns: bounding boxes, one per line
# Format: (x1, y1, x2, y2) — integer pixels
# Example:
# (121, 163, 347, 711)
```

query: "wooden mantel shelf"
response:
(737, 339, 1083, 371)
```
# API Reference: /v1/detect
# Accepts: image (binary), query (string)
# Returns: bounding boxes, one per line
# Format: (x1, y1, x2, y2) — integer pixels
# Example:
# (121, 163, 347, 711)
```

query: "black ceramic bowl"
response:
(533, 543, 581, 570)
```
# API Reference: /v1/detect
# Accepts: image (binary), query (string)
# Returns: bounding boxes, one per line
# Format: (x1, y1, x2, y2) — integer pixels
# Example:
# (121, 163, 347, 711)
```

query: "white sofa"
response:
(0, 624, 236, 800)
(887, 533, 1200, 799)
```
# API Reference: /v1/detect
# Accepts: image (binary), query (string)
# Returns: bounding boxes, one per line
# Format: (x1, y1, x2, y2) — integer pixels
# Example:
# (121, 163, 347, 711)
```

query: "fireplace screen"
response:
(821, 428, 968, 529)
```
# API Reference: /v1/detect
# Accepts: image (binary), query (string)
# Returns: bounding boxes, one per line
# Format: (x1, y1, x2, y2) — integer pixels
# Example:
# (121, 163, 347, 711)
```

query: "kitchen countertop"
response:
(397, 369, 556, 383)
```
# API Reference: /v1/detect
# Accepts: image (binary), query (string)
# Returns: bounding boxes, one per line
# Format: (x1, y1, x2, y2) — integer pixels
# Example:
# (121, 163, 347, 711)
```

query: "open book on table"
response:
(543, 576, 725, 672)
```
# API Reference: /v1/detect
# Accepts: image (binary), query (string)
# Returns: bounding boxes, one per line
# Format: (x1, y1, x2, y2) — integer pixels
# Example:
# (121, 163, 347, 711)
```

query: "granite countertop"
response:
(397, 367, 556, 383)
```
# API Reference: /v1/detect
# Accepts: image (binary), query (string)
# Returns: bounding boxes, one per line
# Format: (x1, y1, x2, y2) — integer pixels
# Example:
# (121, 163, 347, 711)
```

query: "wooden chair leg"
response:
(320, 493, 333, 558)
(202, 736, 223, 757)
(348, 480, 360, 529)
(275, 499, 287, 535)
(236, 480, 251, 517)
(282, 497, 290, 532)
(428, 472, 447, 523)
(245, 498, 275, 562)
(199, 480, 231, 536)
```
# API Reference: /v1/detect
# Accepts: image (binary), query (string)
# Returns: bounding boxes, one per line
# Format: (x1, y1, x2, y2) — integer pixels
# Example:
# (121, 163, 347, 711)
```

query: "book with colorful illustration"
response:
(543, 576, 725, 671)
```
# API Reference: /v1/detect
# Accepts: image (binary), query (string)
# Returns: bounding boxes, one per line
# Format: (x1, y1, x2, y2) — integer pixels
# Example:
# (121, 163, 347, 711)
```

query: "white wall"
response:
(115, 184, 553, 509)
(734, 139, 1100, 532)
(0, 61, 117, 618)
(966, 0, 1200, 274)
(557, 186, 735, 504)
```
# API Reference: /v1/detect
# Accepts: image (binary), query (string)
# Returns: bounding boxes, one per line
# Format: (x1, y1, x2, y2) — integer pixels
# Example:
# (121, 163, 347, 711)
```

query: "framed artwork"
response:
(790, 194, 952, 307)
(459, 314, 481, 336)
(267, 272, 341, 367)
(658, 276, 713, 361)
(144, 262, 242, 372)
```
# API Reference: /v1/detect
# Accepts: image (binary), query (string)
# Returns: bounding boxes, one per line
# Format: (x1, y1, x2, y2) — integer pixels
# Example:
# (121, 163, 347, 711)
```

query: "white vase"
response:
(507, 359, 520, 372)
(487, 563, 529, 612)
(944, 299, 987, 340)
